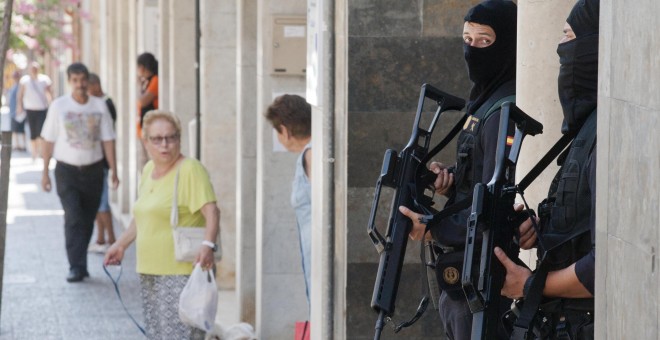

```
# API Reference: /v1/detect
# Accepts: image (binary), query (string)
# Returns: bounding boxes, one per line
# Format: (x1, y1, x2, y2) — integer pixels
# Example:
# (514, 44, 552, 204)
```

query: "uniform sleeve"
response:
(99, 100, 116, 141)
(179, 160, 217, 214)
(40, 103, 59, 142)
(574, 145, 596, 295)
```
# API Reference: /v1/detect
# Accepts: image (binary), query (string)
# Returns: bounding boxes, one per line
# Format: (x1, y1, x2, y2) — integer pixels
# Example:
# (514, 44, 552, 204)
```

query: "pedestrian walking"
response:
(17, 61, 53, 161)
(40, 62, 119, 282)
(7, 70, 27, 151)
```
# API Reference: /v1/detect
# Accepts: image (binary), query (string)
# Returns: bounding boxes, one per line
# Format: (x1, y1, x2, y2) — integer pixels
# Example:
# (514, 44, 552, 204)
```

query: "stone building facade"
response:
(76, 0, 659, 339)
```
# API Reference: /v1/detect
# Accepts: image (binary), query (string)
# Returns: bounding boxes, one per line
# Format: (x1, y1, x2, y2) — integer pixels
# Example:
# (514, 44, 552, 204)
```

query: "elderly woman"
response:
(105, 110, 220, 339)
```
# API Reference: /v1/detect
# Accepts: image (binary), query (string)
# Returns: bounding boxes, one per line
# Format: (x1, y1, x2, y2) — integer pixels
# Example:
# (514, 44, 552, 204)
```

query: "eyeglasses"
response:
(148, 134, 180, 145)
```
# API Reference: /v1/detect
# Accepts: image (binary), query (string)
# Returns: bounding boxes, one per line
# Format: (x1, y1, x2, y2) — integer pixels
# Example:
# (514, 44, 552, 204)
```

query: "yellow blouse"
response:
(134, 158, 217, 275)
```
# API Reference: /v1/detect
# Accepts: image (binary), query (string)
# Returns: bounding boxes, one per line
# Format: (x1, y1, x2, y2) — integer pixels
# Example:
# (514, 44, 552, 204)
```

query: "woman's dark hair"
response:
(137, 52, 158, 75)
(265, 94, 311, 138)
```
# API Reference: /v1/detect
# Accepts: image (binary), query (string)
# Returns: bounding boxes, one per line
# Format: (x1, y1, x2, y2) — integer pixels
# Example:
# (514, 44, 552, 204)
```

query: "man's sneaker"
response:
(88, 242, 108, 254)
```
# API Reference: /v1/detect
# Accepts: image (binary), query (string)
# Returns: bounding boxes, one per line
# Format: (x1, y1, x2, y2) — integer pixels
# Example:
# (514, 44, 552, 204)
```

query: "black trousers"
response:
(55, 160, 104, 271)
(26, 109, 47, 140)
(439, 290, 513, 340)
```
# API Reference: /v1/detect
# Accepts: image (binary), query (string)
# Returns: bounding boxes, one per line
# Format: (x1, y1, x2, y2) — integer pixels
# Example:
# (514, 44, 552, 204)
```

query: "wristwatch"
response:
(202, 240, 218, 252)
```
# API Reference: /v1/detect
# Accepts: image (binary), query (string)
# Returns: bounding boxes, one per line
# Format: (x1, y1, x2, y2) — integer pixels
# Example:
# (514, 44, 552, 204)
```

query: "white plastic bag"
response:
(15, 111, 27, 123)
(179, 264, 219, 332)
(205, 321, 256, 340)
(223, 323, 257, 340)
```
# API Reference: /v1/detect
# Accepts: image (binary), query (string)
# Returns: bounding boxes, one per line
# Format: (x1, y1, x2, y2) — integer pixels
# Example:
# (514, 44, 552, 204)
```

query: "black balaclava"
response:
(557, 0, 599, 134)
(463, 0, 517, 115)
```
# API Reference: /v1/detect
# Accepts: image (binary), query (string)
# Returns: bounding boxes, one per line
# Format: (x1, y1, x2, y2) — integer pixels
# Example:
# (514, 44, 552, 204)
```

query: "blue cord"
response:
(103, 264, 147, 336)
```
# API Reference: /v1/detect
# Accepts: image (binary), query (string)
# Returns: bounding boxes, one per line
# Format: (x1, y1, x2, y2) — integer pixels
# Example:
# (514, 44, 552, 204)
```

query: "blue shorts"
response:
(98, 169, 110, 212)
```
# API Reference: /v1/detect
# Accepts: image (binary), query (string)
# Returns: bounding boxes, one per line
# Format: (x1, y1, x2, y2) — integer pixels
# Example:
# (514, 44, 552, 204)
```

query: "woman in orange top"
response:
(137, 52, 159, 138)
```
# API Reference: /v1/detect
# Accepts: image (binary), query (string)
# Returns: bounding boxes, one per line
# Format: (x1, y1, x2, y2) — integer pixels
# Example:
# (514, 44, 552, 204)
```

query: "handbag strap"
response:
(103, 265, 147, 336)
(29, 78, 49, 108)
(170, 161, 183, 229)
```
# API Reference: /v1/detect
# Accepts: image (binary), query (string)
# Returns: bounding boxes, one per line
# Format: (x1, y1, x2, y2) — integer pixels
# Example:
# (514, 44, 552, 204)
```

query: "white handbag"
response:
(171, 164, 222, 262)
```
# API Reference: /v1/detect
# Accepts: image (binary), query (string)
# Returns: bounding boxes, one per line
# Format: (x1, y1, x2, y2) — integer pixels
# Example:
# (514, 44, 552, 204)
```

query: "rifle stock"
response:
(367, 84, 465, 339)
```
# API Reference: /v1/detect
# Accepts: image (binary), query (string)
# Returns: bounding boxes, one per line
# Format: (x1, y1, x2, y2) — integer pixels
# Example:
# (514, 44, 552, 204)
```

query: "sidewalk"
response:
(0, 152, 144, 340)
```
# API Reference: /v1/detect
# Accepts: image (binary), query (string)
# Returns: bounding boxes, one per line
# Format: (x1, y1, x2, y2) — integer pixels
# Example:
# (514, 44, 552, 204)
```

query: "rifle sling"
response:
(510, 261, 550, 340)
(421, 114, 467, 166)
(421, 197, 472, 233)
(517, 132, 575, 193)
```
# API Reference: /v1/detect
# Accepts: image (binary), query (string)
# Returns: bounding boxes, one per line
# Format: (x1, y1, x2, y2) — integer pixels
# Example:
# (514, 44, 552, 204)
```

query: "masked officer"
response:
(399, 1, 536, 339)
(494, 0, 599, 339)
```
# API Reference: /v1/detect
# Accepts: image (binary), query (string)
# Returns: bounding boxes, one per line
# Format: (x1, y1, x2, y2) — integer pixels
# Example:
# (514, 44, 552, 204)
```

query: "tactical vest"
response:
(432, 92, 515, 299)
(451, 93, 516, 205)
(539, 110, 597, 273)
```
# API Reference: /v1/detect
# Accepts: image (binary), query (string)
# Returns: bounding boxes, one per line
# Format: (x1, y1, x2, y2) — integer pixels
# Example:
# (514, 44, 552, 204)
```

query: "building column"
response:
(137, 0, 160, 55)
(255, 0, 308, 338)
(199, 0, 238, 288)
(103, 0, 120, 207)
(597, 1, 660, 339)
(79, 0, 96, 72)
(236, 0, 258, 325)
(100, 0, 112, 107)
(167, 0, 196, 156)
(114, 0, 137, 216)
(515, 0, 575, 265)
(309, 0, 335, 337)
(158, 0, 170, 111)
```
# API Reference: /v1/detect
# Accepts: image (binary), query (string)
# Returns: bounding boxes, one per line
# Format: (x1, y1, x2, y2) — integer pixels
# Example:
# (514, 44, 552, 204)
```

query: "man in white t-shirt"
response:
(40, 63, 120, 283)
(17, 61, 53, 161)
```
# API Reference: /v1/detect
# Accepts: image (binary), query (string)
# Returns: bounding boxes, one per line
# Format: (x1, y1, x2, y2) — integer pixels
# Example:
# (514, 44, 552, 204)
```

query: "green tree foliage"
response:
(1, 0, 84, 56)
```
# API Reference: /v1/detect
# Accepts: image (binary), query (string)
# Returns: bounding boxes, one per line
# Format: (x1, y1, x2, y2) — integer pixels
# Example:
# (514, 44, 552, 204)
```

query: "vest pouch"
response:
(434, 250, 465, 300)
(548, 309, 594, 340)
(552, 159, 580, 234)
(454, 133, 476, 196)
(576, 319, 594, 340)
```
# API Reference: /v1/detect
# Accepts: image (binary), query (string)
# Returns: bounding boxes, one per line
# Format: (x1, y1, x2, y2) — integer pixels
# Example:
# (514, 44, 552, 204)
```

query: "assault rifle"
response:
(367, 84, 465, 340)
(461, 102, 543, 340)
